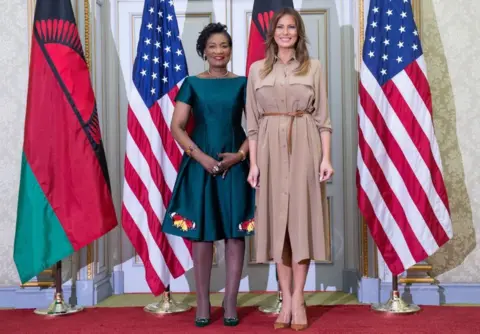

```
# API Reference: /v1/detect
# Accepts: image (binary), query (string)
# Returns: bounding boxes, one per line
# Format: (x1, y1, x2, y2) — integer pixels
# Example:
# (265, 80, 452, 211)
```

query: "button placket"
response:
(274, 62, 292, 236)
(282, 66, 288, 105)
(283, 65, 290, 217)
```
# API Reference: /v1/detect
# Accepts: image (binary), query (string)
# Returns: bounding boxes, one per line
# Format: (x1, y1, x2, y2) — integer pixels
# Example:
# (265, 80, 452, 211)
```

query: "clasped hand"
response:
(200, 152, 241, 178)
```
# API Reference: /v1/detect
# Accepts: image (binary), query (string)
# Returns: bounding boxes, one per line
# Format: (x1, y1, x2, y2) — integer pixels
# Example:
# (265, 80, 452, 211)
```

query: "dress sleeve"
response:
(246, 67, 260, 140)
(175, 77, 193, 105)
(312, 61, 332, 133)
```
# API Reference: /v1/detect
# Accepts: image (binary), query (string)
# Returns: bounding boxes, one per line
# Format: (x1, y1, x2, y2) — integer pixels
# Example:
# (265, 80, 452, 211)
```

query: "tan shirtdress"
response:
(246, 57, 332, 264)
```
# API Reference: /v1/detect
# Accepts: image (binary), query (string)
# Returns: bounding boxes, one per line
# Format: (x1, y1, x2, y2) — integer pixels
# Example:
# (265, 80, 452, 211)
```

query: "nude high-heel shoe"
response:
(273, 310, 291, 329)
(273, 321, 290, 329)
(290, 303, 308, 331)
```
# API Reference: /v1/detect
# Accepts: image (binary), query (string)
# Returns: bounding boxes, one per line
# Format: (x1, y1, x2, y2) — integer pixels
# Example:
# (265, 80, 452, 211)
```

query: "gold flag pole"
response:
(144, 285, 191, 314)
(258, 269, 282, 314)
(34, 261, 84, 316)
(371, 275, 420, 314)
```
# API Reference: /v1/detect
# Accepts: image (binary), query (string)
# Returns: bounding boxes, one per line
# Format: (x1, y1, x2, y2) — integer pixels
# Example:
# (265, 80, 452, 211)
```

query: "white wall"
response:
(0, 0, 29, 286)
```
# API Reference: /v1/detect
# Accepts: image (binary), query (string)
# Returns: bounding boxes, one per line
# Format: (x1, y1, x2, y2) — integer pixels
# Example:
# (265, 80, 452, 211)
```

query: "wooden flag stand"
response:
(258, 269, 282, 314)
(144, 285, 191, 314)
(34, 261, 84, 316)
(371, 275, 421, 314)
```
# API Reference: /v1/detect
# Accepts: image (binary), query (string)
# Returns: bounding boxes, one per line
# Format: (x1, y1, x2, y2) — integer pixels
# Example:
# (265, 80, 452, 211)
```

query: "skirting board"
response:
(351, 271, 480, 305)
(3, 271, 480, 308)
(0, 276, 113, 309)
(0, 285, 73, 309)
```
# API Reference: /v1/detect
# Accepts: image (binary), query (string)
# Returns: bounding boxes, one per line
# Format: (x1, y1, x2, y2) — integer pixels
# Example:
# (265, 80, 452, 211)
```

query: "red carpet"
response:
(2, 305, 479, 333)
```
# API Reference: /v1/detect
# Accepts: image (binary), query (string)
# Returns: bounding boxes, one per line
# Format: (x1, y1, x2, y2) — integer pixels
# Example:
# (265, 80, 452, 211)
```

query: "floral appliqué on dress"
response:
(239, 219, 255, 234)
(171, 212, 196, 232)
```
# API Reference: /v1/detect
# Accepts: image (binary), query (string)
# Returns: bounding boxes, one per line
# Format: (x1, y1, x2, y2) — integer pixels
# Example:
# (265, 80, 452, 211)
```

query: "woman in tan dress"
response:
(246, 8, 334, 331)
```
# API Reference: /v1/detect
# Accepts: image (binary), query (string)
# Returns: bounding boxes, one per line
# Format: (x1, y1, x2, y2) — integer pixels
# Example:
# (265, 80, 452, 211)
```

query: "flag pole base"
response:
(258, 291, 282, 314)
(34, 292, 84, 316)
(144, 290, 191, 314)
(371, 290, 421, 314)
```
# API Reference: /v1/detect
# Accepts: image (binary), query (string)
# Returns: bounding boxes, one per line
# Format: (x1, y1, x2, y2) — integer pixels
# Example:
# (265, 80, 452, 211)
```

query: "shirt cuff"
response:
(319, 127, 333, 133)
(247, 131, 258, 140)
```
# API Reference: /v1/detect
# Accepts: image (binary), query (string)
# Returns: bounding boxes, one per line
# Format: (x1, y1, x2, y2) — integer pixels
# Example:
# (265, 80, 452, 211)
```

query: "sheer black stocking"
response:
(224, 237, 245, 319)
(193, 241, 214, 319)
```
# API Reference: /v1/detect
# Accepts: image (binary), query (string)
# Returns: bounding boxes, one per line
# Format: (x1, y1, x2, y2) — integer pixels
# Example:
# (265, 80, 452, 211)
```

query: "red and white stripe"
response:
(121, 80, 192, 295)
(357, 55, 453, 275)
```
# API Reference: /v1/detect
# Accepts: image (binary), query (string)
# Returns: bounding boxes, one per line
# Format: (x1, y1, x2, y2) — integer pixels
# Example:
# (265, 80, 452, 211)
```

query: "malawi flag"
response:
(14, 0, 118, 284)
(246, 0, 294, 75)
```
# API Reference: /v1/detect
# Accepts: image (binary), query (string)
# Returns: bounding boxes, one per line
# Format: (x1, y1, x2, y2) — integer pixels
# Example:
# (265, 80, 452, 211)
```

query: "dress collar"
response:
(274, 53, 297, 64)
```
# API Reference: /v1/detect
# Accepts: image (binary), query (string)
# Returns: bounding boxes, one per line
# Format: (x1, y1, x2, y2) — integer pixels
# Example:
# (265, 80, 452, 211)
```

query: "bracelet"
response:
(238, 149, 246, 161)
(185, 145, 197, 156)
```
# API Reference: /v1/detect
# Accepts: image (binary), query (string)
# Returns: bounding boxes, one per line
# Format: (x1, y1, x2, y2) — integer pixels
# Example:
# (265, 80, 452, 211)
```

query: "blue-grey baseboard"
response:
(358, 277, 480, 305)
(2, 271, 480, 308)
(0, 285, 73, 309)
(437, 283, 480, 304)
(0, 274, 114, 309)
(344, 269, 480, 305)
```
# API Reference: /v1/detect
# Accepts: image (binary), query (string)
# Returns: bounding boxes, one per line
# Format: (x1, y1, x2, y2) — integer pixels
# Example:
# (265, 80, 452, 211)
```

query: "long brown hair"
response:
(260, 7, 310, 78)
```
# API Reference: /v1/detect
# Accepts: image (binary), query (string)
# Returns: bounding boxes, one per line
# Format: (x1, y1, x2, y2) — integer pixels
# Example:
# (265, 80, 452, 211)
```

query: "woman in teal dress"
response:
(162, 23, 255, 327)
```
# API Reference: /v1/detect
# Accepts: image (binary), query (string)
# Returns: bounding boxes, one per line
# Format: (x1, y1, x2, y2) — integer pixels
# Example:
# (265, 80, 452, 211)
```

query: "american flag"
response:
(121, 0, 193, 295)
(357, 0, 453, 276)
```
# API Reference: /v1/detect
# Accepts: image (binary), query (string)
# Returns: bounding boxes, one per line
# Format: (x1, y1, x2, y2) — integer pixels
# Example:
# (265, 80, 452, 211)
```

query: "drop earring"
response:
(204, 54, 209, 74)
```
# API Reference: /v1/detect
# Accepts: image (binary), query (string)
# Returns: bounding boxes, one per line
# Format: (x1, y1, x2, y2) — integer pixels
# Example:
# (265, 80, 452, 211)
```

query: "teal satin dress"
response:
(162, 76, 255, 241)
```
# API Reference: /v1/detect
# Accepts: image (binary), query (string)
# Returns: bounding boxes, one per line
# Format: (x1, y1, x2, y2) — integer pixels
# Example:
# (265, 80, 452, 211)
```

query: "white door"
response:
(113, 0, 346, 293)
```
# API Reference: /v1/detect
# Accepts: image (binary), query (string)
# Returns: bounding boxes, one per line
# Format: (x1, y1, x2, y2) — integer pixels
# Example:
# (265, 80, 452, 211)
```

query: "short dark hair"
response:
(196, 22, 232, 58)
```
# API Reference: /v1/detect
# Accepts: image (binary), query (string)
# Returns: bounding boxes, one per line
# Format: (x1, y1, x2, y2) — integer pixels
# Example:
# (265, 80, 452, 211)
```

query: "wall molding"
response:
(0, 285, 73, 309)
(2, 277, 480, 308)
(0, 278, 113, 309)
(356, 275, 480, 305)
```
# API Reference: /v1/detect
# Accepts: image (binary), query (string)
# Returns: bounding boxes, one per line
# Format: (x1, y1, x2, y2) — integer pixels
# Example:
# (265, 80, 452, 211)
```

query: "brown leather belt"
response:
(263, 111, 308, 154)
